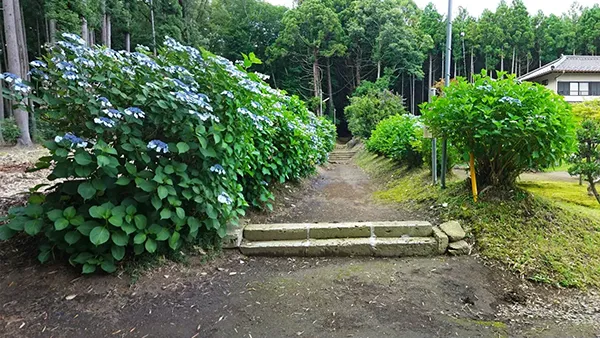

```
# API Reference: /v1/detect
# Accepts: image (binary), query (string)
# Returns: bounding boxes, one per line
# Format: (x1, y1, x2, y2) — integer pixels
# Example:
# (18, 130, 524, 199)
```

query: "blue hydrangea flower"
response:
(104, 109, 122, 119)
(56, 61, 77, 72)
(477, 85, 492, 91)
(30, 60, 47, 68)
(147, 140, 169, 153)
(62, 33, 86, 45)
(77, 80, 92, 88)
(273, 102, 283, 109)
(28, 68, 49, 80)
(97, 97, 112, 108)
(217, 192, 233, 205)
(94, 117, 116, 128)
(13, 82, 31, 94)
(210, 164, 226, 175)
(172, 91, 213, 112)
(121, 67, 135, 76)
(62, 71, 78, 80)
(238, 79, 261, 94)
(221, 90, 234, 99)
(1, 72, 21, 83)
(251, 101, 262, 110)
(499, 96, 522, 106)
(124, 107, 145, 119)
(55, 132, 87, 148)
(189, 110, 220, 123)
(74, 57, 95, 68)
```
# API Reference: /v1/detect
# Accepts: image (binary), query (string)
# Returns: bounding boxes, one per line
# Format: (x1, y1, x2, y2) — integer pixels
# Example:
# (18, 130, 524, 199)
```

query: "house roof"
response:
(518, 55, 600, 81)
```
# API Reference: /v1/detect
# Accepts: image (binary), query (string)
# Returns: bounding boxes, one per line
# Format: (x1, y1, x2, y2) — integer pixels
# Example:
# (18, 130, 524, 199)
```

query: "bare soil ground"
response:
(0, 148, 599, 337)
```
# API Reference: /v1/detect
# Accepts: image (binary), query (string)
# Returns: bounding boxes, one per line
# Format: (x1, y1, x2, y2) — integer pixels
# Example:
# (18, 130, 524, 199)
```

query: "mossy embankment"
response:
(356, 150, 600, 288)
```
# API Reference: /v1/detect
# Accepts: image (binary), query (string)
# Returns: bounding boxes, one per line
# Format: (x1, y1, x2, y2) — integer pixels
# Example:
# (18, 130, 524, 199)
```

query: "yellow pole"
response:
(469, 152, 478, 202)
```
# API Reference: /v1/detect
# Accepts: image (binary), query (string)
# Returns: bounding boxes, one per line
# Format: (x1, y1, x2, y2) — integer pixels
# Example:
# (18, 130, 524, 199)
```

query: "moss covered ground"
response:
(356, 150, 600, 288)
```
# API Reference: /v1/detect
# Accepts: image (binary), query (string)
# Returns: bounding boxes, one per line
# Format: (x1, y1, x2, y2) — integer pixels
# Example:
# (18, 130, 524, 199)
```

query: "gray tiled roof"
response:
(519, 55, 600, 81)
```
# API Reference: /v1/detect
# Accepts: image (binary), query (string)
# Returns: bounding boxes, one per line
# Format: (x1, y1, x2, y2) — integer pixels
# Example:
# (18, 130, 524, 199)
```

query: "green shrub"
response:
(0, 34, 335, 273)
(569, 119, 600, 204)
(345, 89, 406, 139)
(572, 99, 600, 122)
(0, 118, 20, 143)
(421, 71, 576, 187)
(366, 114, 423, 167)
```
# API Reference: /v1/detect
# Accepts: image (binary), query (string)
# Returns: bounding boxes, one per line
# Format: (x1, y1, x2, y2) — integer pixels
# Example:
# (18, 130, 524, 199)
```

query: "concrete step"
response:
(240, 237, 438, 257)
(243, 221, 433, 241)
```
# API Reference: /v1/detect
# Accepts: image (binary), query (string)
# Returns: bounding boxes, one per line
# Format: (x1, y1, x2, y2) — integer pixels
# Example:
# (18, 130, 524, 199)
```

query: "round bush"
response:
(366, 114, 423, 167)
(0, 34, 335, 273)
(421, 71, 576, 187)
(344, 89, 406, 139)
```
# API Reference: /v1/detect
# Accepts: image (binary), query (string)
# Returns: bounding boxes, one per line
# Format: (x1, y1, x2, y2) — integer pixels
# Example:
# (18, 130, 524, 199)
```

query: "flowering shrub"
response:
(366, 114, 423, 167)
(421, 71, 576, 187)
(0, 33, 335, 273)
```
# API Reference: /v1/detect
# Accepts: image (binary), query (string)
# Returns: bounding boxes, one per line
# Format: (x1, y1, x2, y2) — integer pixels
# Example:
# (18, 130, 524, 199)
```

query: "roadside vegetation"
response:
(0, 35, 335, 274)
(354, 74, 600, 288)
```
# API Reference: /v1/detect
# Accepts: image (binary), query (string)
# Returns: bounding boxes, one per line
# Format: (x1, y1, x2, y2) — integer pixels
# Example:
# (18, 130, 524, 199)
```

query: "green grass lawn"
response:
(357, 150, 600, 288)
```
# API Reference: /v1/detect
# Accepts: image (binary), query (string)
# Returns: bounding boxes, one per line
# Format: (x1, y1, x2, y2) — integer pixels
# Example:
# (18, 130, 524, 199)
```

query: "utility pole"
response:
(441, 0, 453, 189)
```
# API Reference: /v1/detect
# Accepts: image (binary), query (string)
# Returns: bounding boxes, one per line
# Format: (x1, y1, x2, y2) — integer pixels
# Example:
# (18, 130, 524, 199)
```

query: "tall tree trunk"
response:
(428, 54, 432, 94)
(3, 0, 32, 145)
(401, 74, 404, 97)
(500, 55, 504, 72)
(49, 19, 56, 43)
(150, 0, 157, 55)
(106, 15, 111, 48)
(411, 75, 415, 115)
(15, 0, 27, 76)
(326, 58, 333, 118)
(453, 59, 457, 78)
(355, 52, 361, 87)
(470, 47, 474, 82)
(313, 51, 321, 116)
(125, 32, 131, 52)
(89, 29, 95, 45)
(538, 48, 542, 68)
(377, 60, 381, 79)
(82, 17, 89, 44)
(511, 47, 516, 74)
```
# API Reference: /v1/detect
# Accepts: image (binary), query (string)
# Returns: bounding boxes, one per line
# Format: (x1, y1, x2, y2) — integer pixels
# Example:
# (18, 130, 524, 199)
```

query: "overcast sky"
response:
(264, 0, 597, 17)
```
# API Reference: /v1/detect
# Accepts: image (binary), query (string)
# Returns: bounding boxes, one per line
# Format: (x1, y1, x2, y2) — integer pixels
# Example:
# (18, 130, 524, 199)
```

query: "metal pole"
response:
(430, 87, 437, 185)
(441, 0, 453, 189)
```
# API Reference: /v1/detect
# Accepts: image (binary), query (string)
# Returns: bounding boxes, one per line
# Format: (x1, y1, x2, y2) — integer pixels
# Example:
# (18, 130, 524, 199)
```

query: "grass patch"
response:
(357, 149, 600, 288)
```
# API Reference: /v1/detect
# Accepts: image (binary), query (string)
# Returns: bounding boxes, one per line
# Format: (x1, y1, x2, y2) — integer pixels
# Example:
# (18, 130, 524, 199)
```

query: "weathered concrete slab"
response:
(371, 237, 438, 257)
(371, 221, 433, 237)
(240, 237, 438, 257)
(243, 221, 433, 241)
(244, 223, 308, 241)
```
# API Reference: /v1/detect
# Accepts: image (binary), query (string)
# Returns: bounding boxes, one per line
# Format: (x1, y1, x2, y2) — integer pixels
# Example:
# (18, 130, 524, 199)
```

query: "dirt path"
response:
(249, 162, 428, 224)
(1, 156, 600, 337)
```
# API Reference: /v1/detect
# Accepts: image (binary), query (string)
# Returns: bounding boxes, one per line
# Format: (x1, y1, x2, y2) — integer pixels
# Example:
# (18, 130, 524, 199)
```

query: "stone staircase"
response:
(239, 221, 448, 257)
(328, 145, 358, 163)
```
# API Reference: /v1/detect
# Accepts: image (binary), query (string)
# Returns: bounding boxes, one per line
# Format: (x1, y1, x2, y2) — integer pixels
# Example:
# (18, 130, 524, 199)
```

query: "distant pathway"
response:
(249, 159, 428, 224)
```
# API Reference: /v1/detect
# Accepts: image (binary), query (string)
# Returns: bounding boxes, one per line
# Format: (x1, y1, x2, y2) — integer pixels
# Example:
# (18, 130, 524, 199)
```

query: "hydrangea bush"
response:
(0, 34, 335, 273)
(366, 114, 423, 167)
(421, 71, 575, 187)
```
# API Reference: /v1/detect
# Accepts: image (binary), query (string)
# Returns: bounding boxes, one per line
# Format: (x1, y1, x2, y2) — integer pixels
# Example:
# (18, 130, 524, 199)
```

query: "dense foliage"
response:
(0, 34, 335, 273)
(572, 99, 600, 121)
(345, 85, 406, 139)
(366, 114, 423, 167)
(421, 71, 576, 187)
(569, 119, 600, 204)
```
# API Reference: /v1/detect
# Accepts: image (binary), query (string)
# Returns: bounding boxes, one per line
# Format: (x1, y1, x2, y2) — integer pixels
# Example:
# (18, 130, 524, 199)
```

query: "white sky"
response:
(265, 0, 598, 17)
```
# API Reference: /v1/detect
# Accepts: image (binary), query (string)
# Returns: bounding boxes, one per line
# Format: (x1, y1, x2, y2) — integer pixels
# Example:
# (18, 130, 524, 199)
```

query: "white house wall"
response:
(527, 73, 600, 102)
(555, 73, 600, 102)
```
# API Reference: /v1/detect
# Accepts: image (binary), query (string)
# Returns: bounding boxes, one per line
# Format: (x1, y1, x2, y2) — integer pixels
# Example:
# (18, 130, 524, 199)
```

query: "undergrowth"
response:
(356, 150, 600, 288)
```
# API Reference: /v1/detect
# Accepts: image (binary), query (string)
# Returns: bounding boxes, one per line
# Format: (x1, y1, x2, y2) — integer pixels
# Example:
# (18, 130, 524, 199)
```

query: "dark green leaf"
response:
(111, 245, 126, 261)
(90, 227, 110, 245)
(111, 231, 129, 246)
(77, 182, 96, 200)
(65, 231, 82, 245)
